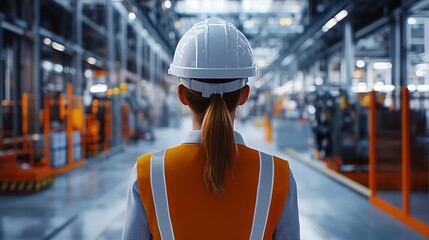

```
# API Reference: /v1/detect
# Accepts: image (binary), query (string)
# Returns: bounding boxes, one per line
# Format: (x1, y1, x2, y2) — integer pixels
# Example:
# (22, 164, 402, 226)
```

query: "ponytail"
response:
(183, 85, 244, 194)
(201, 94, 236, 194)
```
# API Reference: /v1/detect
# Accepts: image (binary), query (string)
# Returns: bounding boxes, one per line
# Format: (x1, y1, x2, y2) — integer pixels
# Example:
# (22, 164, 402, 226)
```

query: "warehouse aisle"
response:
(0, 119, 426, 240)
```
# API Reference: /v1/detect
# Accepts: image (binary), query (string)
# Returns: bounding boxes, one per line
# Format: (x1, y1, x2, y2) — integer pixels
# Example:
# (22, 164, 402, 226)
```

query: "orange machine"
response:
(84, 98, 112, 157)
(0, 83, 85, 192)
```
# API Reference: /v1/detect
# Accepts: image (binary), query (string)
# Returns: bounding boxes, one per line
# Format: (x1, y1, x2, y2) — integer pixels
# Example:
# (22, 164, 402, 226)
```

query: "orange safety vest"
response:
(137, 144, 290, 239)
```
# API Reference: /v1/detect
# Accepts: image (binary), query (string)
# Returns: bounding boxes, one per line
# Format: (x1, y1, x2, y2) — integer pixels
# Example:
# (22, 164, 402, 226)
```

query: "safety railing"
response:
(369, 87, 429, 238)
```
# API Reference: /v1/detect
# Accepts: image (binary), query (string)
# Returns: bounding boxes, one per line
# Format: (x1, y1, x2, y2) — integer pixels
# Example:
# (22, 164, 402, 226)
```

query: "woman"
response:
(123, 19, 300, 240)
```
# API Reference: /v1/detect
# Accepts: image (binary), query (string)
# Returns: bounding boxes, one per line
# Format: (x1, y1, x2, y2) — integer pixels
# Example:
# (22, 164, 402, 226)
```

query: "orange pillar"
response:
(401, 87, 411, 215)
(22, 92, 28, 135)
(67, 83, 73, 164)
(369, 91, 377, 198)
(42, 96, 51, 166)
(264, 114, 273, 142)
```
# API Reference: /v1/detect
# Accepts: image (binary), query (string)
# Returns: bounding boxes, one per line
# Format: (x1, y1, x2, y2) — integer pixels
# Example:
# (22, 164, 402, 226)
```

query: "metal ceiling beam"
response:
(258, 0, 352, 79)
(177, 12, 300, 18)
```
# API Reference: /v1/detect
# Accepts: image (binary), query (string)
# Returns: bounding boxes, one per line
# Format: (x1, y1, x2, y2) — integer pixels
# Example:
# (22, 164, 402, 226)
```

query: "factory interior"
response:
(0, 0, 429, 239)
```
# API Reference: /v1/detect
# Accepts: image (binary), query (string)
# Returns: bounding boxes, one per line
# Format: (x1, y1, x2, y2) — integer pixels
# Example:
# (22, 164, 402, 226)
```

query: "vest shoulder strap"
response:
(250, 151, 275, 240)
(150, 150, 175, 239)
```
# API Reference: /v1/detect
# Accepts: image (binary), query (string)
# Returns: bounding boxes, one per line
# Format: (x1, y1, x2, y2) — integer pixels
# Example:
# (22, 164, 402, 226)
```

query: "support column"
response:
(342, 20, 354, 90)
(149, 48, 156, 83)
(325, 56, 331, 85)
(107, 2, 118, 146)
(12, 40, 20, 136)
(0, 15, 4, 143)
(425, 18, 429, 85)
(73, 0, 83, 94)
(392, 10, 406, 109)
(136, 35, 142, 84)
(33, 0, 41, 133)
(107, 3, 116, 86)
(121, 16, 127, 83)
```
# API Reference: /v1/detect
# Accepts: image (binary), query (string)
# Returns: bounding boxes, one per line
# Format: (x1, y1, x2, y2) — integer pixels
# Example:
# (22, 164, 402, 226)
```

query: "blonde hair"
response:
(184, 83, 243, 194)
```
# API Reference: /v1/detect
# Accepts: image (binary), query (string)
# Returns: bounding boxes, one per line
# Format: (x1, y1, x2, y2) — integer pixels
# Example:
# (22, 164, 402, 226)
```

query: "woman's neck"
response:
(191, 110, 236, 130)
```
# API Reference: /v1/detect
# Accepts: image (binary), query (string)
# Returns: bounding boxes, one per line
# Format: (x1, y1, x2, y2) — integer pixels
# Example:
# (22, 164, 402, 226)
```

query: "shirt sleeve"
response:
(122, 163, 152, 240)
(273, 171, 300, 240)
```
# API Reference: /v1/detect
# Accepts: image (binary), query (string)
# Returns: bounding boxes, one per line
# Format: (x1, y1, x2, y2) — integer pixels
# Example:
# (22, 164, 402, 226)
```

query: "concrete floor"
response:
(0, 118, 427, 240)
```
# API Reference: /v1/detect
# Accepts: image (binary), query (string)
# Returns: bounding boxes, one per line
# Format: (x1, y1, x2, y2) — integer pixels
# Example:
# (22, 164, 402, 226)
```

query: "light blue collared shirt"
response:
(122, 131, 300, 240)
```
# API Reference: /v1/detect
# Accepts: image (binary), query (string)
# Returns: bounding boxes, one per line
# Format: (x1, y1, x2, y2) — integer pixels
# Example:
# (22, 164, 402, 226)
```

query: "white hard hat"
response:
(169, 19, 258, 97)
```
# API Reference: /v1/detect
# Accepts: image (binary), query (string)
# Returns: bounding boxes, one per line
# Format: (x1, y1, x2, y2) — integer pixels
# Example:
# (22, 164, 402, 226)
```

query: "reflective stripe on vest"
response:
(150, 150, 275, 238)
(250, 152, 274, 240)
(150, 150, 175, 239)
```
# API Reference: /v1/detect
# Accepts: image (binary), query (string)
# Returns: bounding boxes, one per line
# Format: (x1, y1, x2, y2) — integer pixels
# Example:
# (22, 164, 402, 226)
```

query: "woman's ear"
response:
(239, 85, 250, 105)
(178, 84, 189, 106)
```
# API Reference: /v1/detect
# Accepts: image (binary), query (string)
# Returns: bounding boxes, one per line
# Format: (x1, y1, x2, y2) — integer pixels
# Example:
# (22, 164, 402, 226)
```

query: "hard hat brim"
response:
(169, 65, 258, 79)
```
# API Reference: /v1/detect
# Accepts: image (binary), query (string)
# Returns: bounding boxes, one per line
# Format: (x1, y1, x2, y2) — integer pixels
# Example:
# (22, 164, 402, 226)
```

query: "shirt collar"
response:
(183, 130, 246, 145)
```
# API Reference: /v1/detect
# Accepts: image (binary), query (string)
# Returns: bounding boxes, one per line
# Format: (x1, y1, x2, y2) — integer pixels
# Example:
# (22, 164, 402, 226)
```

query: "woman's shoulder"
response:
(239, 145, 290, 167)
(136, 144, 189, 163)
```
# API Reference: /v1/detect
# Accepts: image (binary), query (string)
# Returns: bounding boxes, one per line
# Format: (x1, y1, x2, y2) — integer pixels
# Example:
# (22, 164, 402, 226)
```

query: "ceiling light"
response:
(128, 12, 136, 20)
(315, 77, 323, 85)
(356, 60, 365, 68)
(373, 62, 392, 70)
(84, 69, 93, 78)
(351, 82, 368, 93)
(416, 69, 425, 77)
(42, 61, 53, 71)
(407, 17, 416, 25)
(335, 10, 348, 22)
(174, 21, 182, 30)
(54, 64, 63, 73)
(353, 70, 363, 78)
(322, 18, 337, 32)
(279, 17, 293, 26)
(87, 57, 97, 65)
(417, 85, 429, 92)
(51, 42, 65, 52)
(407, 84, 416, 91)
(257, 59, 266, 68)
(90, 84, 108, 93)
(43, 38, 52, 45)
(164, 0, 172, 9)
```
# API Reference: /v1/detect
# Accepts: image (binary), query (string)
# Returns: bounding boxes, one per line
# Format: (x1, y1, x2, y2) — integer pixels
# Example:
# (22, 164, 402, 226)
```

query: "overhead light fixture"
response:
(128, 12, 136, 20)
(164, 0, 172, 9)
(407, 84, 417, 92)
(174, 21, 182, 30)
(84, 69, 93, 78)
(322, 18, 337, 32)
(42, 61, 54, 71)
(279, 17, 293, 26)
(351, 82, 368, 93)
(257, 59, 266, 68)
(43, 38, 52, 45)
(417, 85, 429, 92)
(90, 84, 108, 93)
(356, 60, 365, 68)
(373, 62, 392, 70)
(407, 17, 417, 25)
(53, 64, 64, 73)
(334, 10, 348, 22)
(87, 57, 97, 65)
(315, 77, 323, 85)
(281, 55, 295, 67)
(51, 42, 65, 52)
(322, 10, 347, 32)
(353, 70, 363, 78)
